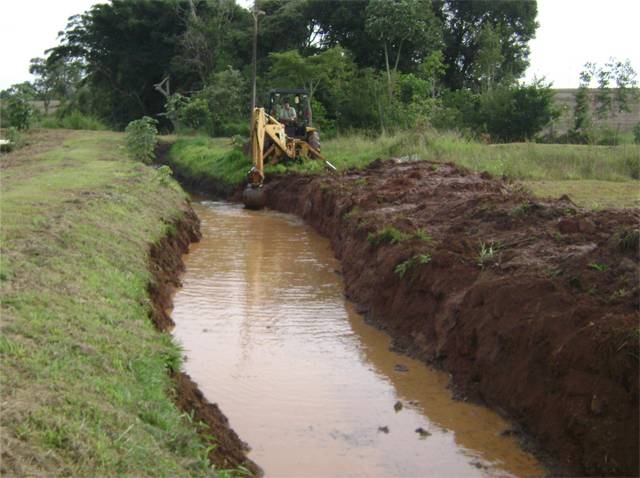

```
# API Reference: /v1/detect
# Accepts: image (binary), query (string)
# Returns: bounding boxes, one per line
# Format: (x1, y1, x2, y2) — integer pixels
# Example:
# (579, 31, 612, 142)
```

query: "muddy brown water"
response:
(171, 200, 545, 478)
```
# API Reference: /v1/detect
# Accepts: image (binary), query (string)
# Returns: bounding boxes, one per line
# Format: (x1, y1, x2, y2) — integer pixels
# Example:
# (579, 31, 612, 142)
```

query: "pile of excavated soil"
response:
(263, 159, 639, 477)
(147, 206, 261, 475)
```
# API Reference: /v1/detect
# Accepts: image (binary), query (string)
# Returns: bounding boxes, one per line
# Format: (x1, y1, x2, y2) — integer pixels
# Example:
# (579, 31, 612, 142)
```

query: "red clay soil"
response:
(147, 204, 261, 475)
(263, 159, 639, 477)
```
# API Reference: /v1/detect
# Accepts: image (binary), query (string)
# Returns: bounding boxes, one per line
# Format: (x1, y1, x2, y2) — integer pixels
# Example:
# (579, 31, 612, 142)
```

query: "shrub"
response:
(125, 116, 158, 164)
(476, 81, 559, 142)
(5, 93, 34, 130)
(634, 122, 640, 145)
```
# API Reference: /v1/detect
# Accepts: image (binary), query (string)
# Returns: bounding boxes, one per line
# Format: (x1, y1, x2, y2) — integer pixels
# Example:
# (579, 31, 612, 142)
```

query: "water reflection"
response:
(171, 201, 544, 478)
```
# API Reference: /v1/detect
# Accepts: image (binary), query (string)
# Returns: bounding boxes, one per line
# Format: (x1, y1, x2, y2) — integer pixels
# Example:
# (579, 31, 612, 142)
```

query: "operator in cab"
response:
(278, 99, 297, 137)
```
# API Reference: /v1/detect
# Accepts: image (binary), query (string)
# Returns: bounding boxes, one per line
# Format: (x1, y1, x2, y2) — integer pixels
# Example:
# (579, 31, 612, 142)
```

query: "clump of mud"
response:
(264, 159, 639, 477)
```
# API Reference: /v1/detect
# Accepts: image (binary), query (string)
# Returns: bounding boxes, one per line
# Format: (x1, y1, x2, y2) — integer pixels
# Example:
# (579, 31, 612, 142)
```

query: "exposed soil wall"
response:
(147, 204, 261, 475)
(262, 160, 639, 477)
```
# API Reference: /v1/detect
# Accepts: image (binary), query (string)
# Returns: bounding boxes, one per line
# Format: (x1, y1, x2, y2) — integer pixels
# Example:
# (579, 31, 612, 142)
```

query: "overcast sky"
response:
(1, 0, 638, 90)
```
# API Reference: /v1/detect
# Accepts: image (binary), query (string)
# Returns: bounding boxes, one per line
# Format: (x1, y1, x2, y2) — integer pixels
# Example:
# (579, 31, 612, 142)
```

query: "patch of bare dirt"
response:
(263, 159, 639, 477)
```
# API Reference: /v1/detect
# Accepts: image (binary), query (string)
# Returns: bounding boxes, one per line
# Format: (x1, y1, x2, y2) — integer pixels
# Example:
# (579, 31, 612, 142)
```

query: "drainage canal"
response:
(171, 200, 544, 477)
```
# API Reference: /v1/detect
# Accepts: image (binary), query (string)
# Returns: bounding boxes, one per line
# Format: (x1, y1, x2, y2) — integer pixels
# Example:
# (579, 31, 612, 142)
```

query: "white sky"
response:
(1, 0, 638, 90)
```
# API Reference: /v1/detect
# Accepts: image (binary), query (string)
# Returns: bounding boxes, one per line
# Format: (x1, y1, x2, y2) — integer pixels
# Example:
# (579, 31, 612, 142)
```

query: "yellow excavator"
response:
(242, 88, 333, 208)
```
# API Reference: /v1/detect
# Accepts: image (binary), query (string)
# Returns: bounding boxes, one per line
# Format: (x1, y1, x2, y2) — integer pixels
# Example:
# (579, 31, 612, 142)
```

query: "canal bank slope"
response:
(163, 139, 638, 476)
(262, 160, 639, 477)
(1, 130, 256, 477)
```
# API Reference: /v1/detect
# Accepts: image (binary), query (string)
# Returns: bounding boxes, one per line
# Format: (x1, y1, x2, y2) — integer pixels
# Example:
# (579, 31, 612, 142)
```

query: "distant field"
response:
(166, 131, 639, 209)
(548, 88, 640, 135)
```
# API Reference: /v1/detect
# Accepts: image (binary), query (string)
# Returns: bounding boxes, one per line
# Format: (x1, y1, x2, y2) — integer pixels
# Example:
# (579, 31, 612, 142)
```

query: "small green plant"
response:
(124, 116, 158, 164)
(553, 231, 567, 243)
(368, 226, 410, 247)
(616, 228, 639, 254)
(477, 241, 500, 268)
(546, 267, 562, 278)
(343, 205, 362, 221)
(611, 288, 629, 300)
(394, 254, 432, 278)
(155, 165, 181, 191)
(354, 177, 368, 187)
(588, 262, 607, 272)
(414, 227, 433, 242)
(512, 201, 542, 217)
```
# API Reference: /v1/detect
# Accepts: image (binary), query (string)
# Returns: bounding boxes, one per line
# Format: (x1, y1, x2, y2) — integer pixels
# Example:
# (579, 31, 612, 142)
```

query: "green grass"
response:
(38, 111, 108, 131)
(166, 136, 251, 187)
(168, 129, 639, 208)
(367, 226, 410, 247)
(1, 130, 221, 477)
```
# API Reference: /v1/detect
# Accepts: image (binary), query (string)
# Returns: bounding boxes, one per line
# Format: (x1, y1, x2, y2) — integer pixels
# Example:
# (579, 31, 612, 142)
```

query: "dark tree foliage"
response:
(434, 0, 538, 90)
(477, 82, 558, 142)
(49, 0, 193, 128)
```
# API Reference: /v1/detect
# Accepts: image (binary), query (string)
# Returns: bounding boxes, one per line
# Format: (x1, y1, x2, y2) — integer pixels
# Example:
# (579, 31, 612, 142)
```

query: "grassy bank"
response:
(0, 130, 221, 477)
(166, 131, 639, 208)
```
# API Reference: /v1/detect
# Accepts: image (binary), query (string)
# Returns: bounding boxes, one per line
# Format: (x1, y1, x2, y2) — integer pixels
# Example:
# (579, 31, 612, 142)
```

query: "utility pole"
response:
(250, 1, 265, 110)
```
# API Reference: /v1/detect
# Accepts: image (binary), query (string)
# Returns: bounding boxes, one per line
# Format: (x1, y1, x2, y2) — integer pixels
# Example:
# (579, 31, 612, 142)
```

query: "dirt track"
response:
(262, 159, 639, 477)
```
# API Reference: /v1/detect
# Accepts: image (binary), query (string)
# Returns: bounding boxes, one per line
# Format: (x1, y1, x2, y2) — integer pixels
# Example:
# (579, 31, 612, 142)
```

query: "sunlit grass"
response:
(1, 130, 219, 477)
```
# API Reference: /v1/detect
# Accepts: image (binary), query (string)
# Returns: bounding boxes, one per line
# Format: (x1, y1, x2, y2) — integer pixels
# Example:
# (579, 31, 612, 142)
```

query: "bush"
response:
(125, 116, 158, 163)
(4, 93, 34, 130)
(634, 122, 640, 145)
(477, 82, 558, 142)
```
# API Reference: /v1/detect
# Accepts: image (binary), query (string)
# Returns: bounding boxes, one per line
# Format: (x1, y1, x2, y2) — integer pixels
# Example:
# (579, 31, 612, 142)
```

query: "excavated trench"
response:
(170, 200, 544, 477)
(160, 154, 638, 477)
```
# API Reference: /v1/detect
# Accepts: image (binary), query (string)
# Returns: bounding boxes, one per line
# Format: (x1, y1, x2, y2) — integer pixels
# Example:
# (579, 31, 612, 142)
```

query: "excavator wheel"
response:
(242, 185, 266, 210)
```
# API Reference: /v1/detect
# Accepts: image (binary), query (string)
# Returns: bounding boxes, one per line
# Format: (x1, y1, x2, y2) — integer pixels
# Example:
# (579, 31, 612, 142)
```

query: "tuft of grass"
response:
(477, 241, 501, 268)
(342, 205, 362, 221)
(414, 227, 433, 243)
(1, 130, 223, 477)
(616, 228, 640, 253)
(394, 254, 432, 278)
(367, 226, 410, 247)
(588, 262, 608, 272)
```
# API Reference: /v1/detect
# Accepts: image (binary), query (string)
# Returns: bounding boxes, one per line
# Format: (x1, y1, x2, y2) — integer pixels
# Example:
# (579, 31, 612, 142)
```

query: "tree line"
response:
(2, 0, 638, 143)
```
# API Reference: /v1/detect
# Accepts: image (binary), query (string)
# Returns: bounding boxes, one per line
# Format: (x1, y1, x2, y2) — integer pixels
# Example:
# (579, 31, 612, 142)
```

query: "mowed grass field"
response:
(166, 132, 640, 209)
(0, 130, 221, 477)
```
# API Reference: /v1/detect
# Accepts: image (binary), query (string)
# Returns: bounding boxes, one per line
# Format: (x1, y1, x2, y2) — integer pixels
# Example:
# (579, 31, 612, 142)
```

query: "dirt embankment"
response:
(263, 159, 639, 477)
(147, 204, 261, 475)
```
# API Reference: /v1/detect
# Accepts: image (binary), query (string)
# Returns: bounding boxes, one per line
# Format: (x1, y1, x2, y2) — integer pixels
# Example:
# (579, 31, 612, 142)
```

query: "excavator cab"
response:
(267, 88, 312, 138)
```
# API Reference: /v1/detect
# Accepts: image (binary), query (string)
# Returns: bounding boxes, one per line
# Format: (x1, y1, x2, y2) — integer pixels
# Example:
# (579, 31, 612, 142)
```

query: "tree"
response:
(471, 24, 503, 93)
(575, 59, 639, 143)
(29, 56, 83, 115)
(174, 0, 251, 87)
(436, 0, 538, 90)
(477, 81, 558, 142)
(49, 0, 194, 128)
(267, 46, 353, 104)
(365, 0, 442, 98)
